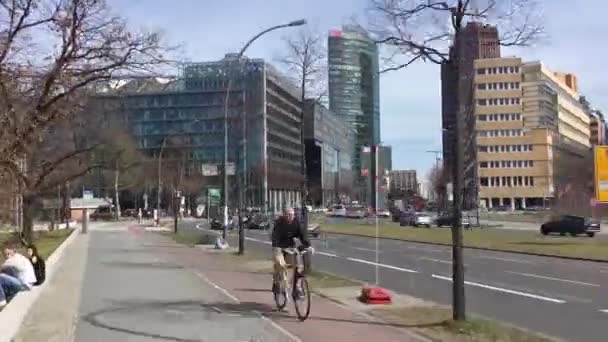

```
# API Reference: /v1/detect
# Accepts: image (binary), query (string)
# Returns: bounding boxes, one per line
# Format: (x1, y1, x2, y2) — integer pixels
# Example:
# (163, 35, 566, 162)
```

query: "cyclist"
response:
(271, 207, 312, 295)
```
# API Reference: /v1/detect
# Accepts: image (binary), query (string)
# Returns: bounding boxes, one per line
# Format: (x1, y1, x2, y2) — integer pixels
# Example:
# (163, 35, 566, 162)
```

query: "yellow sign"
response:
(594, 146, 608, 203)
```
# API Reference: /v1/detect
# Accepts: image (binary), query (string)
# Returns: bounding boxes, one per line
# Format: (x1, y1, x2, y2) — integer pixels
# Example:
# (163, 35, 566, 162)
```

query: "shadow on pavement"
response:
(100, 260, 185, 270)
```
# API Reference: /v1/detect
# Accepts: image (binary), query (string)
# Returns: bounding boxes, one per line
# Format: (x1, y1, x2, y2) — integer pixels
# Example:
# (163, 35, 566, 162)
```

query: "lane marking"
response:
(477, 255, 536, 265)
(352, 246, 379, 253)
(505, 271, 601, 287)
(317, 251, 338, 258)
(246, 237, 271, 245)
(431, 274, 566, 304)
(419, 257, 453, 265)
(346, 257, 418, 273)
(599, 309, 608, 313)
(194, 272, 240, 302)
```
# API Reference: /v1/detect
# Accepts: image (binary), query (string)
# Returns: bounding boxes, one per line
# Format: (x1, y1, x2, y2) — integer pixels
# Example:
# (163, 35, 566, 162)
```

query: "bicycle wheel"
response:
(273, 272, 288, 310)
(293, 274, 311, 321)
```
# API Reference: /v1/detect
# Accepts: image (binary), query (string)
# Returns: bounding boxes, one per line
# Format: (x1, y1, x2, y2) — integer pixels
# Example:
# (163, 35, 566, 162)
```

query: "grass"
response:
(375, 306, 554, 342)
(321, 221, 608, 261)
(0, 229, 73, 263)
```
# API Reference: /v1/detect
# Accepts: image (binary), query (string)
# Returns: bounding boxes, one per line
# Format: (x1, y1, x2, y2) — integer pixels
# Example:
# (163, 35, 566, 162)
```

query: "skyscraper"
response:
(328, 26, 380, 202)
(440, 22, 500, 209)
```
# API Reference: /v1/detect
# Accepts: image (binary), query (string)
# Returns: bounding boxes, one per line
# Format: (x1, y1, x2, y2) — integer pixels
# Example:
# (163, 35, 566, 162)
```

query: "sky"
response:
(109, 0, 606, 180)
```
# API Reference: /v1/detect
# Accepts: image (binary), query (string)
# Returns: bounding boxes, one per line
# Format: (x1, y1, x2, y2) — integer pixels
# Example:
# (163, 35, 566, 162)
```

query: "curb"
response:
(0, 229, 79, 342)
(322, 231, 608, 264)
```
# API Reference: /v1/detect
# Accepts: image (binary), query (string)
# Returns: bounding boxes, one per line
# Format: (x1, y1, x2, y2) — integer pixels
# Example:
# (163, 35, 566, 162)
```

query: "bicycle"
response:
(272, 247, 312, 321)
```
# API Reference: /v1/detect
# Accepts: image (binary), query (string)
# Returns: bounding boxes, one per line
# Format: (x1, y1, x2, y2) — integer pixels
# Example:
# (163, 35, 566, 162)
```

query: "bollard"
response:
(81, 208, 88, 234)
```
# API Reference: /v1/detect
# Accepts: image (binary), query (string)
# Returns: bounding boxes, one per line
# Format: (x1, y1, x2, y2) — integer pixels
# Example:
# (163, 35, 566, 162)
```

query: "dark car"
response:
(210, 217, 224, 230)
(90, 207, 114, 221)
(247, 213, 272, 230)
(436, 214, 470, 228)
(541, 215, 600, 237)
(399, 211, 416, 227)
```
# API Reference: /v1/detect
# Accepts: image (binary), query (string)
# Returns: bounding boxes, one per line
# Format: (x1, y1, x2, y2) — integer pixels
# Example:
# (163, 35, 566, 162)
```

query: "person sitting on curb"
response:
(0, 244, 37, 307)
(27, 245, 46, 286)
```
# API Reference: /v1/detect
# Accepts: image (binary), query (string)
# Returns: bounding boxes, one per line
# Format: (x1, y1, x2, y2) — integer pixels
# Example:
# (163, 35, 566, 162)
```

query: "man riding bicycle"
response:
(271, 207, 312, 294)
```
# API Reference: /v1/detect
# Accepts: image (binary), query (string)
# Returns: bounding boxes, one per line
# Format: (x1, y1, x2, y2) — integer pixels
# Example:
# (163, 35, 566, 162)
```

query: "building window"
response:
(479, 145, 488, 152)
(480, 177, 489, 186)
(477, 83, 487, 90)
(478, 99, 487, 106)
(477, 68, 486, 75)
(480, 162, 488, 168)
(478, 114, 487, 121)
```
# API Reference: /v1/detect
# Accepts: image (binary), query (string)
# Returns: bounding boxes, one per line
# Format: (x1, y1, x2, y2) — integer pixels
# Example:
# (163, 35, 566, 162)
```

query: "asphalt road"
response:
(182, 220, 608, 342)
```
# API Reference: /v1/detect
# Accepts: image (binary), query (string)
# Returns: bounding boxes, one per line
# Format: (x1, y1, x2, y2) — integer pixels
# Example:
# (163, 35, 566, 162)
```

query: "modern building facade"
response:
(303, 100, 355, 206)
(389, 170, 418, 194)
(440, 22, 501, 210)
(474, 57, 591, 209)
(580, 96, 607, 145)
(95, 54, 305, 213)
(328, 25, 380, 202)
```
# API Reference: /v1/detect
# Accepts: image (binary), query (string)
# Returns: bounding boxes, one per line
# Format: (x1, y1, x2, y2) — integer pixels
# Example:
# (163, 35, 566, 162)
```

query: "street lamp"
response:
(222, 19, 307, 243)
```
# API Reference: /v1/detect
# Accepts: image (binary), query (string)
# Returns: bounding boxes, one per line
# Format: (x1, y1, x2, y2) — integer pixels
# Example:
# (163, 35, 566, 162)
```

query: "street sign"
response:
(83, 190, 93, 200)
(594, 146, 608, 203)
(208, 188, 221, 205)
(202, 164, 218, 176)
(226, 162, 236, 176)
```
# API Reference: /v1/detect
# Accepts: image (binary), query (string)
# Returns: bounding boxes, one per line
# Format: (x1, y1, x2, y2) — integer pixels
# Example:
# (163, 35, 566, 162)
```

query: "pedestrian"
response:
(137, 208, 143, 224)
(2, 244, 36, 288)
(27, 244, 46, 286)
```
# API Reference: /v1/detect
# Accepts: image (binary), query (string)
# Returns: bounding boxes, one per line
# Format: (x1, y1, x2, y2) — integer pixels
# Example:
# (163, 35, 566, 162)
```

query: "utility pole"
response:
(157, 137, 167, 227)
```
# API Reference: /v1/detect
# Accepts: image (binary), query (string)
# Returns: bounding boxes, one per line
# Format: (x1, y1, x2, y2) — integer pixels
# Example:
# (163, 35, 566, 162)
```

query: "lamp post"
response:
(222, 19, 307, 243)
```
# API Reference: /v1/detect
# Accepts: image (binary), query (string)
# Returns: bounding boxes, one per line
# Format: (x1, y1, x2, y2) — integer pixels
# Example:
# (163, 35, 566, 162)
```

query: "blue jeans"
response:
(0, 273, 28, 302)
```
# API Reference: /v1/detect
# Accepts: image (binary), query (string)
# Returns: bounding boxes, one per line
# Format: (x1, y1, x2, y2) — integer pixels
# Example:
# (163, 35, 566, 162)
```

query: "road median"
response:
(321, 223, 608, 262)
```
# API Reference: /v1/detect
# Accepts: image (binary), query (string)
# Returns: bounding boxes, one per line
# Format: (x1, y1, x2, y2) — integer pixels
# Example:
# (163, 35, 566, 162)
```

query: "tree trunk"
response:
(114, 164, 121, 220)
(21, 194, 36, 245)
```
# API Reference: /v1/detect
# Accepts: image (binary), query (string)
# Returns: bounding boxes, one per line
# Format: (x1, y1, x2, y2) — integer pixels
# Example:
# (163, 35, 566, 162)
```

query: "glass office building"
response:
(328, 26, 380, 202)
(95, 54, 304, 212)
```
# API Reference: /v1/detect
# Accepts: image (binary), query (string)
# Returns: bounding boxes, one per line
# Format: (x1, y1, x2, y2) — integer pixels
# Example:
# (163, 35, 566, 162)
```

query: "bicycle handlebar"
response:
(280, 247, 313, 255)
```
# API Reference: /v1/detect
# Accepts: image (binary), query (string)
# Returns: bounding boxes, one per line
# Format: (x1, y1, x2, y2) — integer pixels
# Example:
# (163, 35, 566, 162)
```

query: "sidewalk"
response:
(155, 235, 426, 341)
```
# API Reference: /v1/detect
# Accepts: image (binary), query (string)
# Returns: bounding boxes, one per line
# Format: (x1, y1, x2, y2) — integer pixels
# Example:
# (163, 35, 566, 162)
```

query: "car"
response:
(414, 213, 433, 228)
(330, 205, 347, 217)
(346, 205, 367, 219)
(436, 214, 471, 228)
(247, 213, 273, 230)
(376, 209, 391, 218)
(307, 223, 320, 238)
(399, 211, 416, 226)
(540, 215, 600, 237)
(90, 207, 115, 221)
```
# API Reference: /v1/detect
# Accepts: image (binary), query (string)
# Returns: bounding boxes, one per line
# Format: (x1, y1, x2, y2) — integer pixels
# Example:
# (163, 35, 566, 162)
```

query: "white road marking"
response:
(194, 271, 302, 342)
(317, 251, 338, 258)
(506, 271, 601, 287)
(246, 237, 271, 245)
(194, 271, 240, 303)
(431, 274, 566, 304)
(599, 309, 608, 313)
(477, 255, 536, 265)
(346, 257, 418, 273)
(419, 257, 453, 265)
(352, 246, 379, 253)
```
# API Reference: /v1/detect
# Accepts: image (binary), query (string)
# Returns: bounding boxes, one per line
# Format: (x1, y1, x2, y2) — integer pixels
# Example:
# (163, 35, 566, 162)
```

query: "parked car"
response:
(540, 215, 600, 237)
(414, 213, 433, 228)
(399, 211, 416, 227)
(330, 204, 347, 217)
(436, 214, 471, 228)
(210, 217, 224, 230)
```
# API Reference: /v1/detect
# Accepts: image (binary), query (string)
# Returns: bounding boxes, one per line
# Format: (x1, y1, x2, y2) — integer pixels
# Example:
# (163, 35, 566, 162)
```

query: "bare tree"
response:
(0, 0, 170, 243)
(277, 27, 327, 103)
(366, 0, 544, 321)
(428, 163, 449, 214)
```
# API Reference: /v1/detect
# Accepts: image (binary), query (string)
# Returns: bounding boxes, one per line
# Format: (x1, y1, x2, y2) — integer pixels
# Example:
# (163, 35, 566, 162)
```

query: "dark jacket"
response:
(271, 216, 310, 249)
(30, 256, 46, 286)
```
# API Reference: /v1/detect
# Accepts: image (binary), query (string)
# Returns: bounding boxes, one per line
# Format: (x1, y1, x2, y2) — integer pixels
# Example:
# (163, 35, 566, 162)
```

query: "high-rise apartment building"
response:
(474, 57, 591, 209)
(328, 26, 380, 200)
(440, 22, 501, 210)
(580, 96, 606, 145)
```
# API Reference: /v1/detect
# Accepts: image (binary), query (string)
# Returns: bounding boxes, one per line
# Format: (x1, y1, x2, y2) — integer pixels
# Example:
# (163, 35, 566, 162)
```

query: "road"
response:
(73, 223, 298, 342)
(182, 221, 608, 342)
